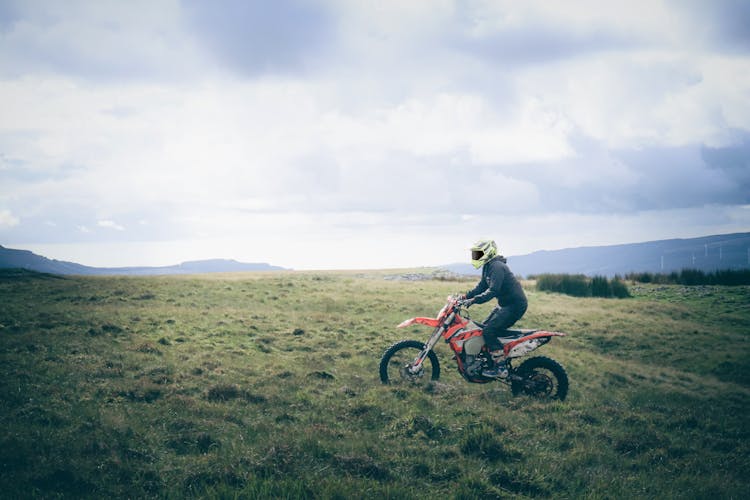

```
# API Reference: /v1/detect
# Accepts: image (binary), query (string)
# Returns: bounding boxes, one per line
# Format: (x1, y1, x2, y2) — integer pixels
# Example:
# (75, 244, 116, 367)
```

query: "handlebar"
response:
(451, 295, 473, 309)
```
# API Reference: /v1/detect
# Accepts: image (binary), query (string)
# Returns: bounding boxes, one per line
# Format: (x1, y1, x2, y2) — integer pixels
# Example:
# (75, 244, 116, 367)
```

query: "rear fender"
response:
(504, 331, 565, 358)
(397, 317, 440, 328)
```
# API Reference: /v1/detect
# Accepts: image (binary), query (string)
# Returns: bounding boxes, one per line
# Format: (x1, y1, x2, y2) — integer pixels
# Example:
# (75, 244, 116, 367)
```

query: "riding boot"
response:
(481, 359, 508, 379)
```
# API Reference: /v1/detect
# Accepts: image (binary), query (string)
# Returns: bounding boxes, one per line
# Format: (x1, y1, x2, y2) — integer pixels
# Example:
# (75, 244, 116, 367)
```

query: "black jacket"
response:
(465, 256, 527, 308)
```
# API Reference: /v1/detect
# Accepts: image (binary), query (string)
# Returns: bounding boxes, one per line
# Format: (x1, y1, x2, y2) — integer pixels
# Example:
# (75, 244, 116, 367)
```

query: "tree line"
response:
(531, 268, 750, 298)
(625, 268, 750, 286)
(532, 274, 631, 298)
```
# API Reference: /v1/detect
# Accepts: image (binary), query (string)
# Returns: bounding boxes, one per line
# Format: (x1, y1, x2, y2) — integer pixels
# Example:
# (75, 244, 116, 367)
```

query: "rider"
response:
(460, 239, 528, 378)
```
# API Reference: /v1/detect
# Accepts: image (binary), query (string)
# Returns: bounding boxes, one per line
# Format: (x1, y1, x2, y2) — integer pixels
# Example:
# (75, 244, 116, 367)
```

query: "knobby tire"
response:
(511, 356, 569, 401)
(379, 339, 440, 385)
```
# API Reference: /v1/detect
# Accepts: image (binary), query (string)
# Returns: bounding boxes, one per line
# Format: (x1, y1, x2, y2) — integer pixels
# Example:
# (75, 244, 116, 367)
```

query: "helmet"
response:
(470, 239, 497, 269)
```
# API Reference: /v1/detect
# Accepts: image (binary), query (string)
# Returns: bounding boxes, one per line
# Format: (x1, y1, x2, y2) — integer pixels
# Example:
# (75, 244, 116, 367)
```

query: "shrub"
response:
(591, 276, 611, 297)
(536, 274, 590, 297)
(610, 278, 631, 298)
(536, 274, 630, 298)
(712, 269, 750, 286)
(626, 268, 750, 286)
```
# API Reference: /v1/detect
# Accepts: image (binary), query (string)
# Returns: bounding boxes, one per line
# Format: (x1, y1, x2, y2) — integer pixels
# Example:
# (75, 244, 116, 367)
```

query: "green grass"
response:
(1, 270, 748, 498)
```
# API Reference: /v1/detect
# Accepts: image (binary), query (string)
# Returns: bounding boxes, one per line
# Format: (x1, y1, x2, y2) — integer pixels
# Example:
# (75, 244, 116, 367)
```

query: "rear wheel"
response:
(379, 340, 440, 386)
(511, 356, 568, 401)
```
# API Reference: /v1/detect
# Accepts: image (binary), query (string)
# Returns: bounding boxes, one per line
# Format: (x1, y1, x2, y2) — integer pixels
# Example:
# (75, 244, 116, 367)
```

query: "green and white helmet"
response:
(470, 239, 498, 269)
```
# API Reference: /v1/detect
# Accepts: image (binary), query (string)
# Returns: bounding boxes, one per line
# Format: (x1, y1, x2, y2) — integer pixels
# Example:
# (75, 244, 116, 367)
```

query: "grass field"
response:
(0, 270, 748, 499)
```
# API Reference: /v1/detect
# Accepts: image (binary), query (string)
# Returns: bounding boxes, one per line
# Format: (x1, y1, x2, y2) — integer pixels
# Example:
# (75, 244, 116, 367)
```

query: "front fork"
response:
(408, 325, 444, 374)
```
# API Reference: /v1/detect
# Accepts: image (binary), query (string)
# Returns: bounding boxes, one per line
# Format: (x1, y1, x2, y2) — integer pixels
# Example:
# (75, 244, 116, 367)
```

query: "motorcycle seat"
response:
(500, 328, 537, 339)
(475, 328, 537, 351)
(473, 324, 536, 339)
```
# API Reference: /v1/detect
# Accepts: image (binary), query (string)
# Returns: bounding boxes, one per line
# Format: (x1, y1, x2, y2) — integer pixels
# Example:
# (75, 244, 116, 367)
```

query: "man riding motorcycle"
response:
(460, 240, 528, 378)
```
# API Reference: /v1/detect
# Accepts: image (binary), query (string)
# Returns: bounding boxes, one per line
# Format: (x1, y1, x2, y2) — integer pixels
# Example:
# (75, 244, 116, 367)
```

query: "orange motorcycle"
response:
(380, 296, 569, 400)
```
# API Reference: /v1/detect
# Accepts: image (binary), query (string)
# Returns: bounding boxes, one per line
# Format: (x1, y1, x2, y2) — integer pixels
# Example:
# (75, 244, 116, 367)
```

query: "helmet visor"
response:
(471, 250, 484, 261)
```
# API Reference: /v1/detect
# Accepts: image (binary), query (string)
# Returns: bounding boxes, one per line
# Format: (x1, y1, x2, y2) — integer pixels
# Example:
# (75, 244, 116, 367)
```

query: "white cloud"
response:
(514, 49, 750, 150)
(0, 0, 204, 80)
(19, 204, 750, 270)
(1, 1, 749, 267)
(0, 209, 20, 228)
(98, 220, 125, 231)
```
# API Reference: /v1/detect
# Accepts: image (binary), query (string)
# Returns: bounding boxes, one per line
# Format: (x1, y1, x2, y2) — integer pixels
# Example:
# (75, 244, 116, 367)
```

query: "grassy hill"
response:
(0, 270, 748, 498)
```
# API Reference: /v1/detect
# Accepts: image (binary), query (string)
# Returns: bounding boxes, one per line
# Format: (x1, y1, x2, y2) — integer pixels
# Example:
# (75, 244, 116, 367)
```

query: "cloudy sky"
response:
(1, 0, 749, 269)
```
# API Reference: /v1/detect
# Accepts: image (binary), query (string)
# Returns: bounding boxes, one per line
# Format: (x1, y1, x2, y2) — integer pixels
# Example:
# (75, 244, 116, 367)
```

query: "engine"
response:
(458, 333, 488, 377)
(463, 353, 487, 377)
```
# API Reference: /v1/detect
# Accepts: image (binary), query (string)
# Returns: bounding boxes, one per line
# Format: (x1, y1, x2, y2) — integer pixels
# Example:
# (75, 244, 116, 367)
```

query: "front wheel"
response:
(511, 356, 568, 401)
(379, 340, 440, 386)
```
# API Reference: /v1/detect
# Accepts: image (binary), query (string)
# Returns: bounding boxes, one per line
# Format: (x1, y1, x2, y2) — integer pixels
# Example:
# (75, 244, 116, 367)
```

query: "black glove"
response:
(458, 296, 473, 307)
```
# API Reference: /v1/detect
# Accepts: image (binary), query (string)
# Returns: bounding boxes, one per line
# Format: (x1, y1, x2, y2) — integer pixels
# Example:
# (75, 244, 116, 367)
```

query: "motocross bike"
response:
(379, 296, 569, 400)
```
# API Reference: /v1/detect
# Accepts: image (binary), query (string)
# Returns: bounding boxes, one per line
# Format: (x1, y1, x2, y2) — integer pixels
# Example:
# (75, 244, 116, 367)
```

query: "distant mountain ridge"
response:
(442, 232, 750, 278)
(3, 232, 750, 277)
(0, 246, 286, 275)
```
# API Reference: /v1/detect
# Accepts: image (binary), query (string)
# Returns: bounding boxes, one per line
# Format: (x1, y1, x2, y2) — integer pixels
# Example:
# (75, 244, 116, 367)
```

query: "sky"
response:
(1, 0, 749, 270)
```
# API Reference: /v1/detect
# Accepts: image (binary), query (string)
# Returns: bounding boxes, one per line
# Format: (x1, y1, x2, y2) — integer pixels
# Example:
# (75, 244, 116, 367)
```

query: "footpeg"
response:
(481, 366, 509, 379)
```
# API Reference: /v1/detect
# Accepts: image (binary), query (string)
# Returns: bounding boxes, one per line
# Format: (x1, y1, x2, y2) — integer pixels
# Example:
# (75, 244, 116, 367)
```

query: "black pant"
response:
(482, 302, 528, 351)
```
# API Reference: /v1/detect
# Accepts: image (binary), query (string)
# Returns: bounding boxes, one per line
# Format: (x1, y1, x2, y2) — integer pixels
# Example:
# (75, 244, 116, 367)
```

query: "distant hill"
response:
(0, 246, 286, 275)
(442, 232, 750, 278)
(4, 232, 750, 277)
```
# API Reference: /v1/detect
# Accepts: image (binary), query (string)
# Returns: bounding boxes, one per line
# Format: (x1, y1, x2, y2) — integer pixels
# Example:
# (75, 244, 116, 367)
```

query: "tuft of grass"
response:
(460, 427, 520, 462)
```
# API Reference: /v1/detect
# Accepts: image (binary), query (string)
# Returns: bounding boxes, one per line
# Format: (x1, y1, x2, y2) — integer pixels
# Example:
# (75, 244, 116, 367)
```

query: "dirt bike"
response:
(379, 295, 569, 400)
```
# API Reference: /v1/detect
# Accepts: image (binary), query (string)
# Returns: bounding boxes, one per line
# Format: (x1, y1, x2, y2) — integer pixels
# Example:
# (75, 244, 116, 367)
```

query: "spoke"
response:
(387, 348, 431, 386)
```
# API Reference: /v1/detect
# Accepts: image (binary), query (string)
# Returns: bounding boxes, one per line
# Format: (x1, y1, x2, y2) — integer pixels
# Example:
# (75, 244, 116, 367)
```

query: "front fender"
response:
(397, 317, 440, 328)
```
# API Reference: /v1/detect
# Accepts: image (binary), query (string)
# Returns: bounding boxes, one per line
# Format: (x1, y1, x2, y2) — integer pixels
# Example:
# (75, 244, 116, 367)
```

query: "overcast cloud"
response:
(1, 0, 749, 269)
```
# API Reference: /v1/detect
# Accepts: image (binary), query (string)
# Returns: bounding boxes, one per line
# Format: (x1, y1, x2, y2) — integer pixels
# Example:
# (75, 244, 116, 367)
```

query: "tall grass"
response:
(0, 270, 747, 498)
